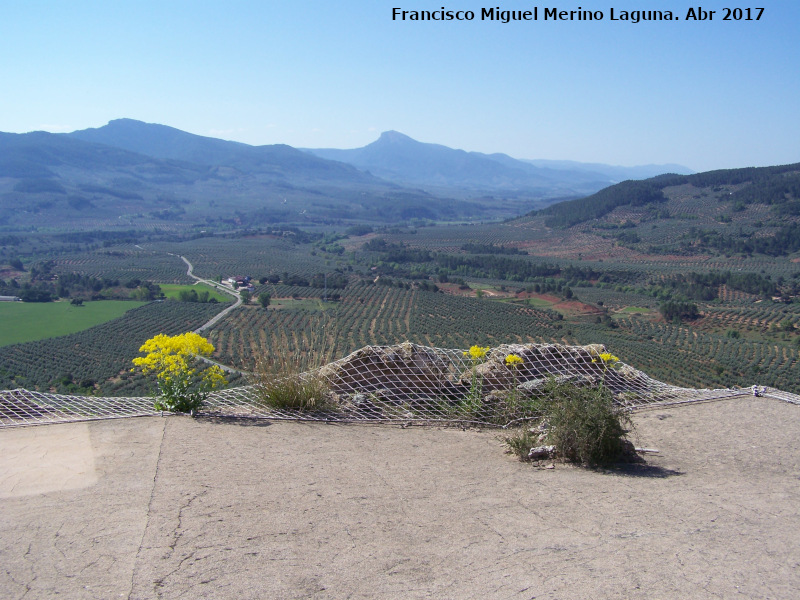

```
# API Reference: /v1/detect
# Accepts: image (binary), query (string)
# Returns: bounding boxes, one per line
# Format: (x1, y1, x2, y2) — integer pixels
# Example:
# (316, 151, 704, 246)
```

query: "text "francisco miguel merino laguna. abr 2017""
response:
(392, 7, 765, 23)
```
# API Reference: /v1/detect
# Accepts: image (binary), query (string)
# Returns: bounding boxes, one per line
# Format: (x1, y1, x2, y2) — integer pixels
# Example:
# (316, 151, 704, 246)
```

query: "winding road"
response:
(176, 255, 242, 332)
(168, 254, 246, 374)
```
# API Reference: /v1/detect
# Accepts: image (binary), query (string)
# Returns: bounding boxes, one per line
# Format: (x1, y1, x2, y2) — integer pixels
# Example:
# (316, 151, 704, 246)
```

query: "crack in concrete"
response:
(154, 550, 197, 595)
(5, 568, 34, 599)
(126, 417, 167, 600)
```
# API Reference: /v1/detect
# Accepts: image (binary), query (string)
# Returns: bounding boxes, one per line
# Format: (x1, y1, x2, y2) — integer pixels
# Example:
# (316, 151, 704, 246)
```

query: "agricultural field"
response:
(150, 235, 347, 281)
(571, 287, 660, 311)
(2, 228, 799, 395)
(601, 317, 799, 393)
(2, 164, 800, 398)
(48, 244, 193, 283)
(0, 301, 228, 396)
(0, 300, 147, 347)
(206, 283, 569, 371)
(203, 279, 799, 394)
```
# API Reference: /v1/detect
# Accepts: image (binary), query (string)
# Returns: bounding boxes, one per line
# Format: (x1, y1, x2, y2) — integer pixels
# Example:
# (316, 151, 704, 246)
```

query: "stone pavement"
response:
(2, 396, 799, 599)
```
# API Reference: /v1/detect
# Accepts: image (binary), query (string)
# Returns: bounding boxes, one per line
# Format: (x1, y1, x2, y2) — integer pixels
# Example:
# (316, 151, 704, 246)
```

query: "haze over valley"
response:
(1, 119, 695, 231)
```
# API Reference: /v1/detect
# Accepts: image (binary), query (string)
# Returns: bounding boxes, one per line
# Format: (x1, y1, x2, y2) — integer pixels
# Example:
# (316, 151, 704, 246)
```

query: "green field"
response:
(0, 300, 147, 347)
(159, 283, 233, 303)
(501, 297, 555, 308)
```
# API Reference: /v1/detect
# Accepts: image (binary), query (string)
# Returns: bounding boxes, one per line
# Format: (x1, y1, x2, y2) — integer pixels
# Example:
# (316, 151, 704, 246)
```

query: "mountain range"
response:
(0, 119, 693, 230)
(306, 130, 692, 196)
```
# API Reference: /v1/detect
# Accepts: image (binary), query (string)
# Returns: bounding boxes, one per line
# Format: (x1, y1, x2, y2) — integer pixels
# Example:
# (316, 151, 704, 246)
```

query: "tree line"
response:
(682, 224, 800, 257)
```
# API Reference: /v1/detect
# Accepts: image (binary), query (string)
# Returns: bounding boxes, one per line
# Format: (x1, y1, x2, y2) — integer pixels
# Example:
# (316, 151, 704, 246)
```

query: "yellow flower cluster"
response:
(592, 352, 620, 365)
(464, 345, 490, 360)
(132, 332, 226, 411)
(202, 364, 227, 388)
(133, 332, 215, 374)
(505, 354, 523, 367)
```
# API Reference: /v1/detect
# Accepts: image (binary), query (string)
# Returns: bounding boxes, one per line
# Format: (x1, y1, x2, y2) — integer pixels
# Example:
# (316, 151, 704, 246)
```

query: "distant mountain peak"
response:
(108, 117, 144, 125)
(81, 118, 250, 141)
(375, 130, 416, 144)
(97, 118, 169, 131)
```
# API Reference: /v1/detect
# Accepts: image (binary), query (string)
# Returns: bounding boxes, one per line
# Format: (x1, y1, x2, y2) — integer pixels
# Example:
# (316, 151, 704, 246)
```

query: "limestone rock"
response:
(318, 342, 449, 398)
(459, 343, 607, 391)
(528, 445, 556, 460)
(516, 374, 597, 397)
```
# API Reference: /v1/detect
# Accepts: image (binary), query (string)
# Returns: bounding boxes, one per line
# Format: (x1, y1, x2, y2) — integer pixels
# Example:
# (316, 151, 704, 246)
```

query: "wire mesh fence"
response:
(2, 342, 798, 428)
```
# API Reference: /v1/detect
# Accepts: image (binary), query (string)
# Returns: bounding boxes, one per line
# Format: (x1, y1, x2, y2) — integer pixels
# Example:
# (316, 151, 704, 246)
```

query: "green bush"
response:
(541, 378, 633, 467)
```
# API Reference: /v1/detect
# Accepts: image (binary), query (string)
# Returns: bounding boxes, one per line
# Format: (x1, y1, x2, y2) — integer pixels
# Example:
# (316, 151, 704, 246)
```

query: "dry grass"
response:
(251, 312, 337, 412)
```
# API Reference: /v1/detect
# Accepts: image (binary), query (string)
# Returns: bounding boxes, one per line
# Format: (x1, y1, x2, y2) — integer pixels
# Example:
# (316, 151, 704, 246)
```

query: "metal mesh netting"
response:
(2, 342, 798, 428)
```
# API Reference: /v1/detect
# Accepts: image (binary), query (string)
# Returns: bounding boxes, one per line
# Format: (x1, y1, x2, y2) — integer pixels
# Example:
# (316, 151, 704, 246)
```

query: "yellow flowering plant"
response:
(504, 354, 523, 367)
(463, 345, 490, 414)
(504, 353, 524, 410)
(132, 332, 227, 413)
(591, 351, 621, 391)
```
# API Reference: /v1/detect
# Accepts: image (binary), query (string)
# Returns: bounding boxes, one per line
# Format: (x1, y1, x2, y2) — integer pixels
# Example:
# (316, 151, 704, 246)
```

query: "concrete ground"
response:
(1, 396, 799, 599)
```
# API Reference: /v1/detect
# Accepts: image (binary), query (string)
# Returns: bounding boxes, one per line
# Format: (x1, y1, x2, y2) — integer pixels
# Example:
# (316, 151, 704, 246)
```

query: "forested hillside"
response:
(539, 163, 800, 232)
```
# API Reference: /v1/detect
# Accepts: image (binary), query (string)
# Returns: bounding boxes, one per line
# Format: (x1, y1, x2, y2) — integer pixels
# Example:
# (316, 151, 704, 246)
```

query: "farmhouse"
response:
(225, 275, 252, 288)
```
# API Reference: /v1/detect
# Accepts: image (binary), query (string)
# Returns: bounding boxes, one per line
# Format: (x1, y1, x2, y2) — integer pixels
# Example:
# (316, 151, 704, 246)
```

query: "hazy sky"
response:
(1, 1, 798, 171)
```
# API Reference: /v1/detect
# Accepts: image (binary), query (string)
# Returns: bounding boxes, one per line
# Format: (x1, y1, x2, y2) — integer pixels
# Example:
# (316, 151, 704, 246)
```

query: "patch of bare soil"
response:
(552, 299, 604, 316)
(515, 291, 559, 303)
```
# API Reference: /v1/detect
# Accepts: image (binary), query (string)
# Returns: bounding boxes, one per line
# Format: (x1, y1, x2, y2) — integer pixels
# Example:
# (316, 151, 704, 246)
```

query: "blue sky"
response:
(1, 1, 797, 171)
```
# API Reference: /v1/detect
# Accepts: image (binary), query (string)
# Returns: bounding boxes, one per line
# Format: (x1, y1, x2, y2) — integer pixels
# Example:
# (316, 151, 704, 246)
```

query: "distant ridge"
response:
(0, 121, 486, 228)
(0, 119, 704, 230)
(522, 158, 694, 181)
(306, 131, 612, 196)
(67, 118, 376, 183)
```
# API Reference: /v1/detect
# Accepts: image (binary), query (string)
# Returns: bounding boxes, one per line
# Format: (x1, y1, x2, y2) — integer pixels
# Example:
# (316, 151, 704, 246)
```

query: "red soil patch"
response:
(513, 291, 600, 316)
(514, 292, 560, 303)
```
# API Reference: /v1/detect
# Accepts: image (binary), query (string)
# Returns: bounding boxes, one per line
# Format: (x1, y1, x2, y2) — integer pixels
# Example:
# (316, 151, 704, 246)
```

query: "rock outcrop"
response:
(458, 343, 608, 391)
(318, 342, 451, 397)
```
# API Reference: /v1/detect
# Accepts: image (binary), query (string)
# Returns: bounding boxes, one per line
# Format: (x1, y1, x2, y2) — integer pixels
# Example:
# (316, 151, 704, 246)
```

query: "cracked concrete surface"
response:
(2, 396, 800, 599)
(0, 422, 99, 499)
(1, 417, 165, 599)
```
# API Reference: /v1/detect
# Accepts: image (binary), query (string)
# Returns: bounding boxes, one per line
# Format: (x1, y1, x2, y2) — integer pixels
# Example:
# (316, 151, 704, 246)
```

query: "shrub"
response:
(539, 377, 633, 467)
(501, 351, 635, 467)
(252, 355, 330, 412)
